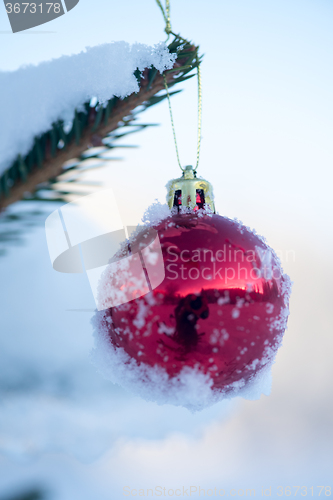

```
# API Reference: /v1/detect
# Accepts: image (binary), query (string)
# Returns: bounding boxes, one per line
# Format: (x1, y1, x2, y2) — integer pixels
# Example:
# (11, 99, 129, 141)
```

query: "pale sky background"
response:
(0, 0, 332, 498)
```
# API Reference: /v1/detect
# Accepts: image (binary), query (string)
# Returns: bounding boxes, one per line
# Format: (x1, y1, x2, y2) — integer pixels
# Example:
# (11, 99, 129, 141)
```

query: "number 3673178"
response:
(5, 3, 61, 14)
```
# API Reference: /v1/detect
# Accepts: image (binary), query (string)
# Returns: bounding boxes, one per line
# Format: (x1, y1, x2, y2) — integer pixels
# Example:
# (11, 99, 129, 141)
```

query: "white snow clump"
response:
(0, 41, 176, 176)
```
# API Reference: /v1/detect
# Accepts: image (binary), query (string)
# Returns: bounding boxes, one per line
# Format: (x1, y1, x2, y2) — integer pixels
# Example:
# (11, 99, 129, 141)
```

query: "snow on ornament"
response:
(91, 166, 292, 411)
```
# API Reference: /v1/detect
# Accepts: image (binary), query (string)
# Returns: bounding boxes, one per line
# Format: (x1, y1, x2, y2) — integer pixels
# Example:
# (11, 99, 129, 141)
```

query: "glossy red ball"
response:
(97, 212, 290, 393)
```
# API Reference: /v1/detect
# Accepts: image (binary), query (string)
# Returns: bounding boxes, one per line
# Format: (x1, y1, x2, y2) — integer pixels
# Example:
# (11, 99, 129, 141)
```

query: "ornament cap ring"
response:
(166, 166, 215, 212)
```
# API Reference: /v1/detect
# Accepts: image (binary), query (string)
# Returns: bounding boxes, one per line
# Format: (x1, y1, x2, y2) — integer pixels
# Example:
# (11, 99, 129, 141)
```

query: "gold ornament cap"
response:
(166, 165, 215, 212)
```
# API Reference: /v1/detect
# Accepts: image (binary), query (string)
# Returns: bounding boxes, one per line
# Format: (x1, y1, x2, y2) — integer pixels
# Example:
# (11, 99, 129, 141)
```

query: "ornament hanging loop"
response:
(157, 0, 203, 173)
(163, 54, 202, 174)
(163, 73, 183, 172)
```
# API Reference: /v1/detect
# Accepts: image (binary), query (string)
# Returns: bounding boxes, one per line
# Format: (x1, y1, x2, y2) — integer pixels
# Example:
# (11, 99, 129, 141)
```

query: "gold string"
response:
(155, 0, 171, 37)
(163, 73, 182, 170)
(165, 0, 171, 36)
(156, 0, 202, 172)
(195, 62, 202, 171)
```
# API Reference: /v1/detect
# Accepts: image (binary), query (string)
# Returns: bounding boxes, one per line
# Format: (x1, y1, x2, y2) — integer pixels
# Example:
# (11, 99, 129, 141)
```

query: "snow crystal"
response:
(217, 294, 230, 306)
(133, 301, 149, 330)
(0, 41, 176, 176)
(232, 308, 240, 319)
(196, 204, 215, 218)
(157, 323, 175, 336)
(255, 246, 274, 279)
(266, 303, 274, 314)
(269, 306, 290, 333)
(141, 200, 172, 226)
(281, 273, 293, 306)
(97, 253, 149, 311)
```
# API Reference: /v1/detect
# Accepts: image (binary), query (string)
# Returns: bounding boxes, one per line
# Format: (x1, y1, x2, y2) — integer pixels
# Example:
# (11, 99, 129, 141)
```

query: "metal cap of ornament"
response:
(166, 165, 215, 212)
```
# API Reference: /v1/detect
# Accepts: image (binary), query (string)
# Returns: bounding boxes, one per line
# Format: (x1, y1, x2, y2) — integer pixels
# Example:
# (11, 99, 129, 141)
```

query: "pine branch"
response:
(0, 38, 200, 210)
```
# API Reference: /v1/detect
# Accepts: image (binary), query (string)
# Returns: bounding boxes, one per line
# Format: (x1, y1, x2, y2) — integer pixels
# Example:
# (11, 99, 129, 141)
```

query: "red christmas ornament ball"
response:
(94, 211, 291, 395)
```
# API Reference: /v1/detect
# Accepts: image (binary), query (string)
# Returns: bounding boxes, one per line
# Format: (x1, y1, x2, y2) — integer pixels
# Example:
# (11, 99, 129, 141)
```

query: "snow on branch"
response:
(0, 41, 176, 177)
